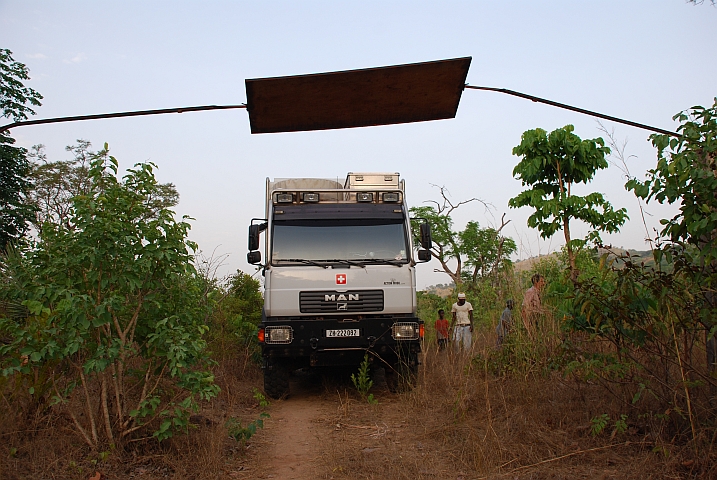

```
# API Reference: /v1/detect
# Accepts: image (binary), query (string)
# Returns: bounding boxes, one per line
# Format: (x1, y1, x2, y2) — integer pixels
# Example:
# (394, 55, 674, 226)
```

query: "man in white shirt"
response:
(450, 293, 474, 352)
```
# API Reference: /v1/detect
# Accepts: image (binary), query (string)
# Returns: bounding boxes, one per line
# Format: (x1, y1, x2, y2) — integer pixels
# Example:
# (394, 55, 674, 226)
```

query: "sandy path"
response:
(254, 372, 333, 479)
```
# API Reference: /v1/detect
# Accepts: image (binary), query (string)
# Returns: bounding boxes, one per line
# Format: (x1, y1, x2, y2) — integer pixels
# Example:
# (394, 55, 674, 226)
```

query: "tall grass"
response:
(389, 249, 716, 477)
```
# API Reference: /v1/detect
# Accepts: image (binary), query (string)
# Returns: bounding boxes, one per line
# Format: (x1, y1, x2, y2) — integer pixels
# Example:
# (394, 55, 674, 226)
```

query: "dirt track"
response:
(233, 351, 682, 480)
(240, 363, 462, 480)
(254, 373, 330, 479)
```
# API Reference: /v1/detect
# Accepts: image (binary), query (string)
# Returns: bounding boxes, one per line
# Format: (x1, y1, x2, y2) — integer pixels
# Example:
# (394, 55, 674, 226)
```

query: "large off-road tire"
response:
(264, 361, 290, 399)
(385, 354, 418, 393)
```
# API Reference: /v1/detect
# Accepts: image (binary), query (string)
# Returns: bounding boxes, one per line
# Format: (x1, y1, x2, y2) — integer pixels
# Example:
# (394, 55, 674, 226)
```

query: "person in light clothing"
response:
(450, 293, 474, 352)
(522, 273, 545, 339)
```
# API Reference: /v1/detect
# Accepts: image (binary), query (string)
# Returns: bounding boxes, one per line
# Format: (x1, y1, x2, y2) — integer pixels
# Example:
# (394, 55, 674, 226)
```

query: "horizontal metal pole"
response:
(465, 85, 679, 137)
(0, 104, 247, 133)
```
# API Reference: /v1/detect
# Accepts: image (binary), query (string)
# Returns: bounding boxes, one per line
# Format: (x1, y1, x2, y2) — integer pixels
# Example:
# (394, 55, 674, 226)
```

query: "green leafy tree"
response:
(626, 99, 717, 371)
(203, 269, 264, 372)
(0, 49, 42, 122)
(0, 135, 35, 249)
(627, 100, 717, 268)
(411, 206, 515, 288)
(227, 271, 264, 326)
(459, 216, 517, 284)
(411, 204, 463, 286)
(27, 141, 179, 232)
(509, 125, 628, 280)
(0, 48, 43, 250)
(410, 187, 515, 288)
(0, 147, 218, 447)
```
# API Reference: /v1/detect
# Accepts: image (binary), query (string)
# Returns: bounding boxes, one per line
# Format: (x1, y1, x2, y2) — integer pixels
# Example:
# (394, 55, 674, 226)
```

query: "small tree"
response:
(509, 125, 628, 280)
(626, 99, 717, 372)
(0, 147, 218, 447)
(0, 48, 43, 251)
(27, 141, 179, 232)
(206, 270, 264, 369)
(627, 99, 717, 267)
(410, 188, 515, 288)
(459, 216, 516, 284)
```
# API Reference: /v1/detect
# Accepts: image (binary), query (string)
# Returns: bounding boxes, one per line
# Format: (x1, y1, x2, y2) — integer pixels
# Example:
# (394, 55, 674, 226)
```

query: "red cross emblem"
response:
(336, 274, 347, 285)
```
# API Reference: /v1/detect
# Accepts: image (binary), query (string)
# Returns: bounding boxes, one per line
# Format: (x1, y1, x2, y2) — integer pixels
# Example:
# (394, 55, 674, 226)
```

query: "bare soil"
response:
(247, 370, 471, 480)
(246, 371, 332, 479)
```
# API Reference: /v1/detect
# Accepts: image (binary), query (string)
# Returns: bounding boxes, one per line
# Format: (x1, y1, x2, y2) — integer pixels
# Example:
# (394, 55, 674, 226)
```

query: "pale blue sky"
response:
(2, 1, 715, 287)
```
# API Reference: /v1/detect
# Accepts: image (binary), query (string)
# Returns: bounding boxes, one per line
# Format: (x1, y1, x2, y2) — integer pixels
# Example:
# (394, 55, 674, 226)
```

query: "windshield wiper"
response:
(322, 259, 366, 268)
(358, 258, 405, 267)
(278, 259, 329, 268)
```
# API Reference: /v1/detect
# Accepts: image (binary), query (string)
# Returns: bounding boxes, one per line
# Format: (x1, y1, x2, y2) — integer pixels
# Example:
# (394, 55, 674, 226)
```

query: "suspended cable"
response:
(0, 104, 247, 133)
(465, 85, 678, 137)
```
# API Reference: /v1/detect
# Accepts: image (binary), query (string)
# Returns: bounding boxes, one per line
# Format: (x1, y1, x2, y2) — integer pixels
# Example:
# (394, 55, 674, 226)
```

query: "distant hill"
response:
(421, 249, 659, 294)
(513, 249, 657, 271)
(601, 248, 658, 268)
(423, 283, 454, 298)
(513, 253, 559, 272)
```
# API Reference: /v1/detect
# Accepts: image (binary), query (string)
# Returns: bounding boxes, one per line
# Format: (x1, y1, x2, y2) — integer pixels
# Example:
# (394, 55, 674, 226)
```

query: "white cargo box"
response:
(345, 172, 401, 190)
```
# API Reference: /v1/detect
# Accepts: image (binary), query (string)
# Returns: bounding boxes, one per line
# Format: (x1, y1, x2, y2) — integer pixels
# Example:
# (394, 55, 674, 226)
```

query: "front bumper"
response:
(259, 315, 423, 366)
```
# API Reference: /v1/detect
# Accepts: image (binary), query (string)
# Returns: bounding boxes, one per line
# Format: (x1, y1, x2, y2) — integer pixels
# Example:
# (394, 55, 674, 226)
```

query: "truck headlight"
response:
(392, 322, 419, 340)
(265, 326, 294, 344)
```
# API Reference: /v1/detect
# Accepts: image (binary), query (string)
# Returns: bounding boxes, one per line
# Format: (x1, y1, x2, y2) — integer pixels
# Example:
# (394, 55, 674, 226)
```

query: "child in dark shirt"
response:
(435, 309, 449, 350)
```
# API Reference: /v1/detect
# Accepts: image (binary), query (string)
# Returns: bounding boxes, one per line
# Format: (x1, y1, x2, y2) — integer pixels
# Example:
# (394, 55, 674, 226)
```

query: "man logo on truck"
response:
(324, 293, 360, 302)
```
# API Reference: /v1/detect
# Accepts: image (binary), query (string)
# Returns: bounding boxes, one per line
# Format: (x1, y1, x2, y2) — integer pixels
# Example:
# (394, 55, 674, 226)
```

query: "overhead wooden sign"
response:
(245, 57, 472, 134)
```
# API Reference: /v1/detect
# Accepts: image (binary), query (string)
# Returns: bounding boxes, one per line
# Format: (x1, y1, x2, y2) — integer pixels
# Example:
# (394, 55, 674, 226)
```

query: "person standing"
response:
(435, 309, 449, 351)
(496, 299, 514, 348)
(450, 293, 474, 352)
(522, 273, 545, 338)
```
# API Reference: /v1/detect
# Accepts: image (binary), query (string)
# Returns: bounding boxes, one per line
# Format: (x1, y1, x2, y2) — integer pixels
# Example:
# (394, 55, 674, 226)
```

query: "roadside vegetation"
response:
(2, 44, 717, 478)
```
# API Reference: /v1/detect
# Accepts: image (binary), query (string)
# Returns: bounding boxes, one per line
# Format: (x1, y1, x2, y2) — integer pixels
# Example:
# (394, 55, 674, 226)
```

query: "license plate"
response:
(326, 329, 360, 338)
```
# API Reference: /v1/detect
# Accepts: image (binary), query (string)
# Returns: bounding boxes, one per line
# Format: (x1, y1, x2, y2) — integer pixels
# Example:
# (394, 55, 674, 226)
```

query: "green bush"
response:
(0, 147, 218, 447)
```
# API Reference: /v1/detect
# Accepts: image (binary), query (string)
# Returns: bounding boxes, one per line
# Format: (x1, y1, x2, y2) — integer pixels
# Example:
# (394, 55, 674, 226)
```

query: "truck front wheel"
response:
(264, 360, 290, 399)
(385, 354, 418, 393)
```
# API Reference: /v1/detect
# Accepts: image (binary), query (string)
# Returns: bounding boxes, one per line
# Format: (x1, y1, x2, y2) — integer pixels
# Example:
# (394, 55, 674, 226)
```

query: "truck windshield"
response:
(272, 220, 409, 264)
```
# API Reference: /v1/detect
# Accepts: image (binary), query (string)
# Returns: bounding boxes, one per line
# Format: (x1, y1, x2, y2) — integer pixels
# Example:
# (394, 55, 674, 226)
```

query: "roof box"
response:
(345, 172, 401, 190)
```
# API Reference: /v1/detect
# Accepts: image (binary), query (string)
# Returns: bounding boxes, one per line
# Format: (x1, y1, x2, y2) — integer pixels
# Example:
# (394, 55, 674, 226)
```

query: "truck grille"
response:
(299, 290, 384, 313)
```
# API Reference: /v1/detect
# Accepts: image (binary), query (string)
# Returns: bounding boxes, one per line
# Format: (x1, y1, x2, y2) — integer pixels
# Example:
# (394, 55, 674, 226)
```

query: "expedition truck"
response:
(247, 172, 432, 398)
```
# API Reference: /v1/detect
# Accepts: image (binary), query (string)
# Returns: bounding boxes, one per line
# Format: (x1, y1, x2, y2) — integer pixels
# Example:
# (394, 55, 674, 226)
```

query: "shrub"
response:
(0, 147, 218, 448)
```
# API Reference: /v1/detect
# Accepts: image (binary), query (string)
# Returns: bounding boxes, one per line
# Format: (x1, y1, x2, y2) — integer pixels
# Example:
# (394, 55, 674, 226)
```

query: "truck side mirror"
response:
(419, 222, 432, 250)
(417, 249, 431, 262)
(247, 250, 262, 264)
(248, 224, 261, 251)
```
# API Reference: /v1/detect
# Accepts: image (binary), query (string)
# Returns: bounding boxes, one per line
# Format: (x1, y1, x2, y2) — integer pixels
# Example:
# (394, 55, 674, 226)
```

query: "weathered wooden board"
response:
(245, 57, 471, 134)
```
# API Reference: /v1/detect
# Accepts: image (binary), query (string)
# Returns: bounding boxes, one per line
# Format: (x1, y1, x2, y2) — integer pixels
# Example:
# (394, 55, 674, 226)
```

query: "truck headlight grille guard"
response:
(265, 326, 294, 344)
(391, 322, 420, 341)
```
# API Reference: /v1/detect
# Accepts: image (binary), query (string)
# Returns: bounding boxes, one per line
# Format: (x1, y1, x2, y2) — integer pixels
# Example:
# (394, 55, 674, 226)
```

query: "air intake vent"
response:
(300, 290, 384, 313)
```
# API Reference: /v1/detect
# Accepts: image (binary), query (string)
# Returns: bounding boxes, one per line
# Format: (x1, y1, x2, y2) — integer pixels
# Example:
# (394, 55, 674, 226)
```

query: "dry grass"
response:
(0, 356, 265, 480)
(3, 327, 716, 479)
(317, 330, 716, 479)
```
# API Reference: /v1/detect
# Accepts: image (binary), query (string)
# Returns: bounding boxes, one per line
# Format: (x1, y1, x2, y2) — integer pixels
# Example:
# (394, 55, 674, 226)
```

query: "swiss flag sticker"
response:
(336, 274, 347, 285)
